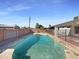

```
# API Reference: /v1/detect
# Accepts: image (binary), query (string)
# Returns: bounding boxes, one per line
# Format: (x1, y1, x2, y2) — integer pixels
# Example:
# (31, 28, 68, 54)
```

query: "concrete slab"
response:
(0, 49, 14, 59)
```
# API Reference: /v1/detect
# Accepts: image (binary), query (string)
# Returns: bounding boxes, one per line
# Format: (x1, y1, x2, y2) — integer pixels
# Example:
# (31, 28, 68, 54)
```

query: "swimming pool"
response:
(12, 34, 66, 59)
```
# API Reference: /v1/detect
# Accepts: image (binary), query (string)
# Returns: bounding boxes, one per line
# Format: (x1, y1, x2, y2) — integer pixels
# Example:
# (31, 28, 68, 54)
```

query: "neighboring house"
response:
(51, 16, 79, 37)
(0, 24, 14, 29)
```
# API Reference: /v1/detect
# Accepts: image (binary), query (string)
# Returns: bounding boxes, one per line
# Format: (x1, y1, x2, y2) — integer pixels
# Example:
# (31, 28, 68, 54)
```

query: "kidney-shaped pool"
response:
(12, 34, 66, 59)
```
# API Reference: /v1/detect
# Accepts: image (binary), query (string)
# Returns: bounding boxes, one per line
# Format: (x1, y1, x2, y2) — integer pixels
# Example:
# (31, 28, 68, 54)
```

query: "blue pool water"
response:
(12, 34, 66, 59)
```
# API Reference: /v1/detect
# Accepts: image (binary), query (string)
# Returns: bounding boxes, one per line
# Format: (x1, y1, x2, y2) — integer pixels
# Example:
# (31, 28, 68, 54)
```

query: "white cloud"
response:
(6, 4, 32, 11)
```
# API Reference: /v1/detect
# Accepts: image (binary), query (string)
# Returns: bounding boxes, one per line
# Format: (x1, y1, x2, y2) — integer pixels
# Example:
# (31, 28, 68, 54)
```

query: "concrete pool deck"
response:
(0, 49, 14, 59)
(0, 33, 79, 59)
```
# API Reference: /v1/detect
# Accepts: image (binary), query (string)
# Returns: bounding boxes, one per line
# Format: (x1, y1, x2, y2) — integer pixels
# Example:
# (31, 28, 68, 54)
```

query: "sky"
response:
(0, 0, 79, 28)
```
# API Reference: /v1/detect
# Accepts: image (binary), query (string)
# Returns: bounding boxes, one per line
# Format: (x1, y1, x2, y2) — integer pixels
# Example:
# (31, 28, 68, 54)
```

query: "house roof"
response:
(0, 24, 14, 28)
(52, 20, 73, 27)
(50, 16, 79, 28)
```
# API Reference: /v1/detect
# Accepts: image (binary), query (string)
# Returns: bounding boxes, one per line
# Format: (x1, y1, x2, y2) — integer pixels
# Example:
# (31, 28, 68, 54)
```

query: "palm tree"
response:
(14, 25, 20, 29)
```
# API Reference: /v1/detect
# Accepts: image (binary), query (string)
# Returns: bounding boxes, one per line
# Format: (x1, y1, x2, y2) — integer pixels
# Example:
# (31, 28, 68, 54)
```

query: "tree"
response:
(22, 26, 27, 29)
(14, 25, 20, 29)
(36, 23, 40, 28)
(49, 24, 51, 27)
(49, 24, 52, 28)
(35, 23, 44, 29)
(39, 25, 44, 29)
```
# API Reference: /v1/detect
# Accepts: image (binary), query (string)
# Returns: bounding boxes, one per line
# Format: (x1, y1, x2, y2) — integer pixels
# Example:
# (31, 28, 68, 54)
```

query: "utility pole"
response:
(29, 16, 31, 29)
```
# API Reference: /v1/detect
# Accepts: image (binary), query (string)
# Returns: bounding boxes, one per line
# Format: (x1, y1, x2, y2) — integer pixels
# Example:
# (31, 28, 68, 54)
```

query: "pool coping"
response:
(34, 33, 61, 43)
